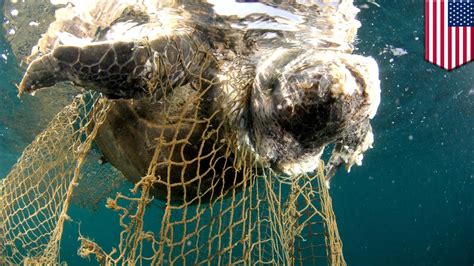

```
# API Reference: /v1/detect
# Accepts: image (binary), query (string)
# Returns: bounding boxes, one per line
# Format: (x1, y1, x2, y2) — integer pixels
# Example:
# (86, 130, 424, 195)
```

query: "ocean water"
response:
(332, 1, 473, 265)
(0, 0, 473, 265)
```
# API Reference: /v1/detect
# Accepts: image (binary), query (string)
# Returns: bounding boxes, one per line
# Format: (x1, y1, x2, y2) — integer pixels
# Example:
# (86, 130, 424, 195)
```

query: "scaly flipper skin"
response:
(20, 41, 153, 98)
(19, 34, 214, 99)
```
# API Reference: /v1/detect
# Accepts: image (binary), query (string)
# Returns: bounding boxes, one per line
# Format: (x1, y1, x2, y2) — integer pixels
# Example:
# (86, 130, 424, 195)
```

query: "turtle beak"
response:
(18, 54, 62, 96)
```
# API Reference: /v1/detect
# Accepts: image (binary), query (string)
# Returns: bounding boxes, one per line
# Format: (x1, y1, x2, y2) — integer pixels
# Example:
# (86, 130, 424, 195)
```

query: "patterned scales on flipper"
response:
(21, 42, 142, 97)
(57, 42, 146, 94)
(20, 33, 212, 99)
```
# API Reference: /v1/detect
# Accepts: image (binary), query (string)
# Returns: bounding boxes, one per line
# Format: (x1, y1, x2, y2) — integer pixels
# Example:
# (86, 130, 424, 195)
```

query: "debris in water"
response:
(368, 0, 381, 7)
(390, 47, 408, 57)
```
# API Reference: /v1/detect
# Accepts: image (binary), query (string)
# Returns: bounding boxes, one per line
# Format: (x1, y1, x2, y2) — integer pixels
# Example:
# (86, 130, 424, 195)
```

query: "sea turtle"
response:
(15, 0, 380, 201)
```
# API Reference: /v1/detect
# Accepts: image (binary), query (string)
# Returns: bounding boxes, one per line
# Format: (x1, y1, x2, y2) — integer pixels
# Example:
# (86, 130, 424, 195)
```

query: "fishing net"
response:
(78, 166, 344, 265)
(0, 93, 112, 264)
(0, 87, 345, 265)
(1, 1, 351, 264)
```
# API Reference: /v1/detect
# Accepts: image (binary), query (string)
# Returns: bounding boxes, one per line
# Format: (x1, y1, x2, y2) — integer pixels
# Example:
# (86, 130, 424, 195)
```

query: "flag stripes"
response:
(425, 0, 473, 70)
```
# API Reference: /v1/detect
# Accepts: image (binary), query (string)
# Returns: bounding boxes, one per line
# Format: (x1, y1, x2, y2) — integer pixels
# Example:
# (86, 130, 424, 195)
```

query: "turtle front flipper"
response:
(19, 41, 151, 98)
(19, 35, 215, 99)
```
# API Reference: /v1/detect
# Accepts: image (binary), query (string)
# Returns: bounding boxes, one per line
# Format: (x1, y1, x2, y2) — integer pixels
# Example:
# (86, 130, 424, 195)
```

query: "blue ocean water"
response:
(0, 25, 22, 178)
(332, 1, 474, 265)
(0, 0, 472, 265)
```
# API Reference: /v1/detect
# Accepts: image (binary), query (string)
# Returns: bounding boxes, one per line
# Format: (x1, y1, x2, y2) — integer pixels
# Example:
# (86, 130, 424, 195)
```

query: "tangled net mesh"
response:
(0, 91, 344, 265)
(0, 93, 111, 264)
(1, 37, 346, 266)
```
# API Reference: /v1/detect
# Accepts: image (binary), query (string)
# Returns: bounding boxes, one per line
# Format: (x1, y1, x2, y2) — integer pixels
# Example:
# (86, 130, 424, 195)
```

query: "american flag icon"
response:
(425, 0, 474, 70)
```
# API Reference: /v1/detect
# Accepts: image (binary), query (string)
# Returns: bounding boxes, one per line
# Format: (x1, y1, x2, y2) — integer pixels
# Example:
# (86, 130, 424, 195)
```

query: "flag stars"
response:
(448, 0, 473, 26)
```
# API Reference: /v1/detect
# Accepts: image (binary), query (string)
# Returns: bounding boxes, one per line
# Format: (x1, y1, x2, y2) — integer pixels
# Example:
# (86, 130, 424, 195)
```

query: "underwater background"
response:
(0, 0, 472, 265)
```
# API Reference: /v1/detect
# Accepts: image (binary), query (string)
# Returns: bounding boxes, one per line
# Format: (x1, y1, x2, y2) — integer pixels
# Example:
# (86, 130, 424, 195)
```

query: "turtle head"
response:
(250, 49, 380, 176)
